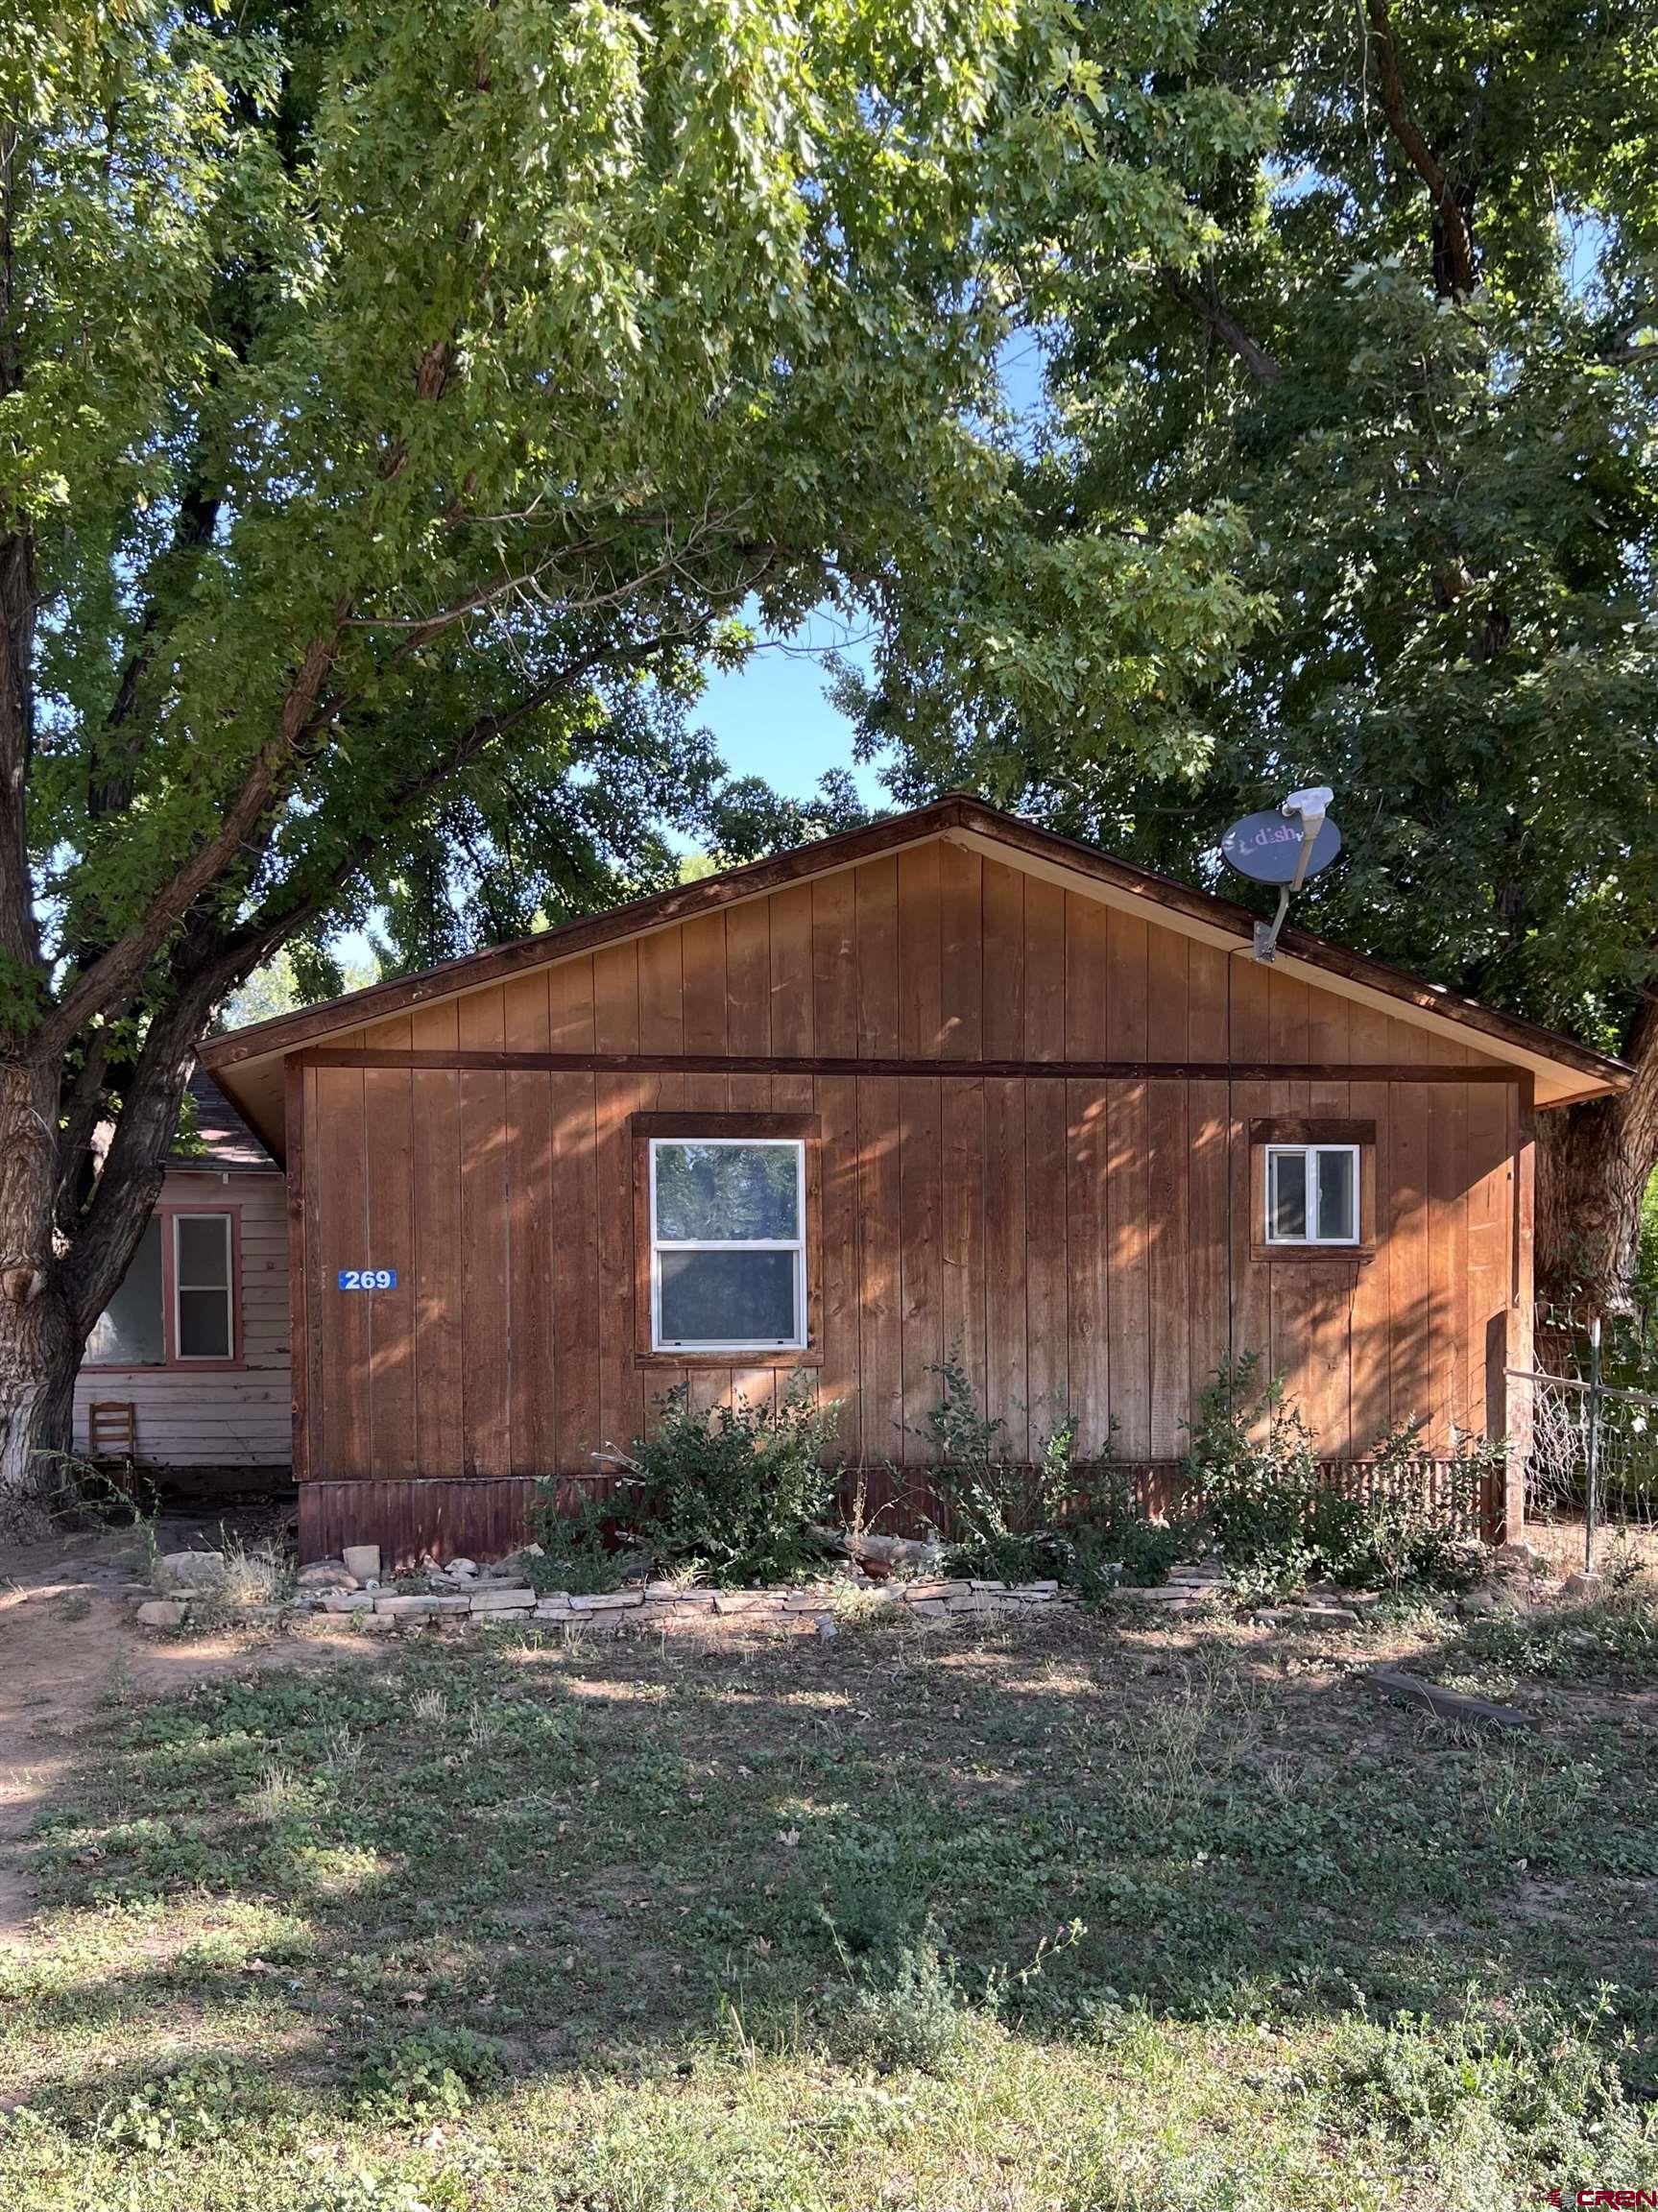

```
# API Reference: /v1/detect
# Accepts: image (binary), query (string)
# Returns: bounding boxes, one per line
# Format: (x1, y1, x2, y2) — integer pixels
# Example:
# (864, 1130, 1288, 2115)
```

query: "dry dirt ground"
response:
(0, 1521, 381, 1948)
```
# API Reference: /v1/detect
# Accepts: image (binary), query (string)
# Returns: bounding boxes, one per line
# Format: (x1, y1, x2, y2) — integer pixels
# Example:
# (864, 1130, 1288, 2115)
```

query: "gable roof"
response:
(170, 1070, 278, 1173)
(200, 795, 1628, 1155)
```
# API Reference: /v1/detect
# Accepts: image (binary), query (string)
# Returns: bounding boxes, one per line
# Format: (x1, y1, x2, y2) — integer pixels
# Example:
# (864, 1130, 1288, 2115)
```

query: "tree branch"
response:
(218, 618, 714, 975)
(36, 600, 352, 1059)
(63, 981, 219, 1337)
(1364, 0, 1478, 298)
(1160, 269, 1283, 383)
(0, 120, 42, 986)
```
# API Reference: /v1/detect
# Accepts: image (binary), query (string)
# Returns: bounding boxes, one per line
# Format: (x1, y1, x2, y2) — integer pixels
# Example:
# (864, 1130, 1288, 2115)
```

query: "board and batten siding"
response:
(73, 1166, 293, 1468)
(290, 848, 1532, 1559)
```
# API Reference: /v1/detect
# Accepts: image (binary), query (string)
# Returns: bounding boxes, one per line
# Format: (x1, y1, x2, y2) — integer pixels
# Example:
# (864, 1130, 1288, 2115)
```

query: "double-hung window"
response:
(173, 1214, 235, 1358)
(648, 1135, 807, 1353)
(1262, 1142, 1361, 1247)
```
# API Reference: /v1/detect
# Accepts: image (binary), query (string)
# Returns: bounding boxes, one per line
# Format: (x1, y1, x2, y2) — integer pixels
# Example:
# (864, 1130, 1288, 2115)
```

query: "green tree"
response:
(0, 0, 1248, 1511)
(858, 0, 1658, 1313)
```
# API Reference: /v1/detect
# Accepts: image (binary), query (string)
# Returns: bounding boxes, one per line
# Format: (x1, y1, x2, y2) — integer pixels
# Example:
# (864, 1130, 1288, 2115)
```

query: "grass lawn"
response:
(3, 1586, 1657, 2210)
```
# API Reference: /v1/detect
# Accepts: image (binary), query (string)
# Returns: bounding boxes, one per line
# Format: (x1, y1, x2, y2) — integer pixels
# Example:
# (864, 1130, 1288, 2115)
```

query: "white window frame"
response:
(1263, 1143, 1361, 1247)
(172, 1212, 235, 1361)
(648, 1136, 807, 1354)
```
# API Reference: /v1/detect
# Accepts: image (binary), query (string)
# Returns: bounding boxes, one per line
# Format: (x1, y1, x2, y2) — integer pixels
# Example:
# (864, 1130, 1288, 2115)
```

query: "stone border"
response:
(132, 1575, 1077, 1638)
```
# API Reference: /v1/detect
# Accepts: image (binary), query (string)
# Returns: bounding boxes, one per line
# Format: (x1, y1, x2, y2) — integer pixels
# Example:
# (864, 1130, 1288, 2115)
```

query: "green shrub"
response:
(629, 1382, 842, 1585)
(1185, 1356, 1323, 1598)
(524, 1490, 627, 1595)
(1338, 1419, 1494, 1591)
(348, 2029, 503, 2121)
(1186, 1356, 1494, 1597)
(1341, 1999, 1627, 2175)
(1071, 1500, 1188, 1593)
(926, 1354, 1187, 1590)
(822, 1930, 980, 2075)
(926, 1357, 1078, 1582)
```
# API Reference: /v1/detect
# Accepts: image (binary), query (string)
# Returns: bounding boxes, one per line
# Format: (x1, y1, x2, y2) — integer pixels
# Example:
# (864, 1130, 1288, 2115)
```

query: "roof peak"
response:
(199, 795, 1626, 1107)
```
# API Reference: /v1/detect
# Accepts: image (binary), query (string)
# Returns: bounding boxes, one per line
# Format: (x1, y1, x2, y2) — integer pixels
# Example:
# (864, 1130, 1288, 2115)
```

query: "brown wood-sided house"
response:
(198, 798, 1628, 1566)
(75, 1072, 293, 1474)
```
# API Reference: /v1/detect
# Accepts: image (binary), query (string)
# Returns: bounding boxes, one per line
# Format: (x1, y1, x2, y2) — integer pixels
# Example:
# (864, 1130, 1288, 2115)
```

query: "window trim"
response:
(1248, 1118, 1377, 1264)
(171, 1211, 237, 1363)
(631, 1114, 824, 1368)
(1263, 1142, 1360, 1246)
(83, 1201, 245, 1370)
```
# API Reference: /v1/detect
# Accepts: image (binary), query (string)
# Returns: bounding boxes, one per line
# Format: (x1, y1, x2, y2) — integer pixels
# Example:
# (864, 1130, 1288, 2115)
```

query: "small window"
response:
(174, 1214, 233, 1358)
(649, 1138, 806, 1352)
(1264, 1143, 1359, 1246)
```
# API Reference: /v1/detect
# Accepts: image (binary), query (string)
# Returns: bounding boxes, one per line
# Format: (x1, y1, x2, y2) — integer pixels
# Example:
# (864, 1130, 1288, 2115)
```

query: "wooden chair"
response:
(87, 1401, 137, 1462)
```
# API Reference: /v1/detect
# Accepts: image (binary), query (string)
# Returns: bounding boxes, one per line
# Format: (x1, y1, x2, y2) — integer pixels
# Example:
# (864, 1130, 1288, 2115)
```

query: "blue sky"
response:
(694, 609, 885, 807)
(694, 333, 1048, 808)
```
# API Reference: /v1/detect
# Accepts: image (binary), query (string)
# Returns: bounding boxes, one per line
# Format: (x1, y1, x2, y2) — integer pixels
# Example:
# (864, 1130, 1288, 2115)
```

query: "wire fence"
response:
(1520, 1299, 1658, 1571)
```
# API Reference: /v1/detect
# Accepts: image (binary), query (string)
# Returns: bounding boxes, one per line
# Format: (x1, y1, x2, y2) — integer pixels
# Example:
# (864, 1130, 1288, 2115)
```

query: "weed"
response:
(523, 1491, 627, 1595)
(926, 1353, 1188, 1589)
(348, 2030, 504, 2121)
(95, 2057, 245, 2151)
(323, 1721, 366, 1771)
(822, 1928, 982, 2074)
(1458, 1573, 1658, 1684)
(12, 1571, 1658, 2210)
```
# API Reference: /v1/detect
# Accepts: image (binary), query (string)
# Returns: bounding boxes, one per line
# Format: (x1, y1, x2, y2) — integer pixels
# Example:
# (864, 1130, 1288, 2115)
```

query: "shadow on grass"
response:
(9, 1592, 1658, 2146)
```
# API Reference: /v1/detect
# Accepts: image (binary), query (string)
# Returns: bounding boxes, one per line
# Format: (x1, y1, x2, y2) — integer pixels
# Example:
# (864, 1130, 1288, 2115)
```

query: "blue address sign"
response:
(338, 1268, 397, 1290)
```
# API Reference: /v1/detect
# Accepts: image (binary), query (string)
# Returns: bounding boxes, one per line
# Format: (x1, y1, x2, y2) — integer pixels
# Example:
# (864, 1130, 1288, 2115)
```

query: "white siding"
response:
(74, 1168, 292, 1468)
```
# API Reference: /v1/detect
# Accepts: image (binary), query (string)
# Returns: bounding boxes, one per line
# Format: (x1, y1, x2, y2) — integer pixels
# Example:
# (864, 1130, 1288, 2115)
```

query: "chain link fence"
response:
(1517, 1300, 1658, 1571)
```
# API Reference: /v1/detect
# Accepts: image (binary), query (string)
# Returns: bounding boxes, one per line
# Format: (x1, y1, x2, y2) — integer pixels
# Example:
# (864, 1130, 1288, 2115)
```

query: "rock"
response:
(445, 1558, 479, 1579)
(1459, 1582, 1527, 1618)
(319, 1591, 375, 1613)
(1561, 1571, 1598, 1598)
(155, 1551, 226, 1593)
(373, 1594, 445, 1617)
(566, 1590, 642, 1612)
(1496, 1541, 1545, 1573)
(839, 1530, 947, 1572)
(296, 1561, 358, 1592)
(1254, 1604, 1360, 1628)
(136, 1599, 188, 1628)
(342, 1544, 381, 1583)
(469, 1585, 539, 1610)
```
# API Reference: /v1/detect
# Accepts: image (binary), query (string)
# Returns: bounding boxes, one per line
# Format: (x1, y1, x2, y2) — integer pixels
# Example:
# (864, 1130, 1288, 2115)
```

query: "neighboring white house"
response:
(74, 1071, 293, 1471)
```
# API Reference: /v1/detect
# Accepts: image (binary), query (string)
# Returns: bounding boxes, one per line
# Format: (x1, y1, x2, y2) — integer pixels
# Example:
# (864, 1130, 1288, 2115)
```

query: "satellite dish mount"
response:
(1219, 785, 1340, 965)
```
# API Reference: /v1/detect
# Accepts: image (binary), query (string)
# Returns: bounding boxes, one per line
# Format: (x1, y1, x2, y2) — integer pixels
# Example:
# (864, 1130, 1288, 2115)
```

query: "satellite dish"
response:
(1221, 809, 1341, 885)
(1221, 785, 1340, 962)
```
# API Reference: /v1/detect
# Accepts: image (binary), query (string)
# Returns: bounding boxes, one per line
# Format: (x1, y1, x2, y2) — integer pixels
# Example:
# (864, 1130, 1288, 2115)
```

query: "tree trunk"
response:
(0, 1058, 78, 1529)
(1535, 994, 1658, 1318)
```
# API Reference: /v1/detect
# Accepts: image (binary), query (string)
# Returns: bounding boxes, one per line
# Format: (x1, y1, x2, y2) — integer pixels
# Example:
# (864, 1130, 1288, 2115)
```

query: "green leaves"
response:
(863, 0, 1658, 1065)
